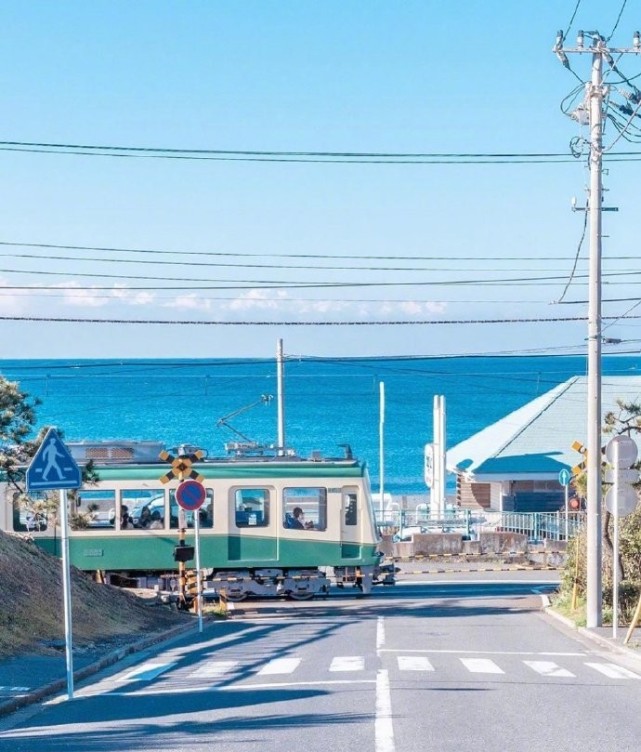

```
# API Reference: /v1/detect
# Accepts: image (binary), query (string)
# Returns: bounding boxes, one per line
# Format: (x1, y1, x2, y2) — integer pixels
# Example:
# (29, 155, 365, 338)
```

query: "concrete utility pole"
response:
(276, 338, 285, 455)
(554, 30, 640, 628)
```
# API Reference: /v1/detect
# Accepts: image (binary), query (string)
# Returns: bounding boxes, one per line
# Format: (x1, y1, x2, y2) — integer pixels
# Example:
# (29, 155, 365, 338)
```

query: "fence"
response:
(374, 508, 585, 543)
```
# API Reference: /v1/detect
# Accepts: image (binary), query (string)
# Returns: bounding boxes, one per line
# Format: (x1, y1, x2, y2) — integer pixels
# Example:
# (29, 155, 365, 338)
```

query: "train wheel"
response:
(288, 591, 314, 601)
(224, 592, 247, 603)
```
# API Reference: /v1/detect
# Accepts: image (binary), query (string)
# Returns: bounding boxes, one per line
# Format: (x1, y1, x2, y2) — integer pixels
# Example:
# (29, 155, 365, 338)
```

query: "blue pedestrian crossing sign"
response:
(26, 428, 82, 492)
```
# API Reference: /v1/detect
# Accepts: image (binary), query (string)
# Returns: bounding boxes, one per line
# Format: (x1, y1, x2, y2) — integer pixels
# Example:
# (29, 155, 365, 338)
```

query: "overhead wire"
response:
(607, 0, 629, 42)
(564, 0, 583, 38)
(554, 196, 589, 304)
(2, 139, 641, 164)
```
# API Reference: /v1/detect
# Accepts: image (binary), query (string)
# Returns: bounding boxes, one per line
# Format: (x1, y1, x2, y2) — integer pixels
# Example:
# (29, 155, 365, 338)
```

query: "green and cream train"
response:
(1, 440, 393, 600)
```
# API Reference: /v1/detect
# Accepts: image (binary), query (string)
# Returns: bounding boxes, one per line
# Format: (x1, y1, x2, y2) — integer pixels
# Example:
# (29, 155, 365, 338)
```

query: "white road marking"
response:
(121, 662, 176, 682)
(460, 658, 504, 674)
(108, 679, 377, 696)
(380, 649, 585, 656)
(585, 663, 641, 679)
(190, 661, 239, 678)
(257, 658, 301, 675)
(330, 656, 365, 672)
(375, 669, 395, 752)
(397, 656, 435, 672)
(524, 661, 575, 678)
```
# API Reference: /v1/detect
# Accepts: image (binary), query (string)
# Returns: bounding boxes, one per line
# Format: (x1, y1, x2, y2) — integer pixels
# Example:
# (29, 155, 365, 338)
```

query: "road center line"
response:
(376, 669, 395, 752)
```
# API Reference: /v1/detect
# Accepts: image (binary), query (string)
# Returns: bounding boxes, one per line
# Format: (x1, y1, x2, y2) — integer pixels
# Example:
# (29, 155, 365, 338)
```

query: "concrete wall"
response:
(380, 531, 529, 558)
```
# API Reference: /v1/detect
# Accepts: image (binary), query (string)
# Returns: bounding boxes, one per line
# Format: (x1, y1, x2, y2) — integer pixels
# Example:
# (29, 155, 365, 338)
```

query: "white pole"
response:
(613, 440, 620, 639)
(379, 382, 385, 521)
(432, 396, 440, 520)
(277, 338, 285, 455)
(60, 489, 74, 699)
(194, 510, 203, 634)
(439, 396, 446, 516)
(564, 484, 569, 541)
(586, 42, 604, 629)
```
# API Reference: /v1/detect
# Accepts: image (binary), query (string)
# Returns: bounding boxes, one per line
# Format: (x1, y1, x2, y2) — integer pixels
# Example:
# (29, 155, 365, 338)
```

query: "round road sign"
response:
(176, 480, 206, 511)
(558, 468, 572, 486)
(605, 484, 638, 517)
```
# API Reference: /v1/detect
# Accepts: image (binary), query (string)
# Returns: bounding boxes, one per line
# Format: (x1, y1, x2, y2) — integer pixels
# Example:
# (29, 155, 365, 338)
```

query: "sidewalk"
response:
(0, 622, 195, 718)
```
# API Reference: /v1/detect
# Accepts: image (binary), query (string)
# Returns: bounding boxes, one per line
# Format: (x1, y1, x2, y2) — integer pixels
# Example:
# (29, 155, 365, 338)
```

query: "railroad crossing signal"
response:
(185, 569, 200, 598)
(158, 448, 205, 484)
(571, 440, 607, 476)
(571, 440, 587, 476)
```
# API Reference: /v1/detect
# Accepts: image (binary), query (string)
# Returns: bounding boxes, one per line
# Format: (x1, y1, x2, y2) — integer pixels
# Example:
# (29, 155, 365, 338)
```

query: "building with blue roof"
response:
(446, 376, 641, 513)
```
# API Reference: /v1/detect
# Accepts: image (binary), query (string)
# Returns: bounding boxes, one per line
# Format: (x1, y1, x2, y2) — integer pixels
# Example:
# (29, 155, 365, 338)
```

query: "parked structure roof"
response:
(446, 376, 641, 481)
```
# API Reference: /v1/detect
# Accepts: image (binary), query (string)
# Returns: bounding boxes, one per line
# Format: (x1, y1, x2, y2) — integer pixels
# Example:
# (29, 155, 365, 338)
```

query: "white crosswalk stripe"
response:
(585, 662, 641, 679)
(105, 654, 641, 694)
(257, 657, 301, 675)
(459, 658, 504, 674)
(523, 661, 575, 678)
(397, 656, 435, 671)
(330, 656, 365, 672)
(121, 662, 176, 682)
(190, 661, 239, 678)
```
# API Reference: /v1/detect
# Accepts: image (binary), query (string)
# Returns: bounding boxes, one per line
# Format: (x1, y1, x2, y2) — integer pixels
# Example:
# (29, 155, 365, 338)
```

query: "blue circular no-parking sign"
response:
(176, 480, 206, 511)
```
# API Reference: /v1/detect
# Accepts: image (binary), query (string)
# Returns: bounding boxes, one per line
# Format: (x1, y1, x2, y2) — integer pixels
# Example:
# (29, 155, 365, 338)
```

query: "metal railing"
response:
(375, 509, 585, 543)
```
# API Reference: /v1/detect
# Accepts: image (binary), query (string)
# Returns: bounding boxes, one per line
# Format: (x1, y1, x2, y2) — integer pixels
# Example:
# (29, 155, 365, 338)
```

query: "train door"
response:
(228, 486, 277, 561)
(340, 487, 360, 559)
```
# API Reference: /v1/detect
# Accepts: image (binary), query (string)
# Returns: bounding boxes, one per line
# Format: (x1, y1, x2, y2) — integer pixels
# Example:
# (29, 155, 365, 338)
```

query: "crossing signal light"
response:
(173, 544, 195, 563)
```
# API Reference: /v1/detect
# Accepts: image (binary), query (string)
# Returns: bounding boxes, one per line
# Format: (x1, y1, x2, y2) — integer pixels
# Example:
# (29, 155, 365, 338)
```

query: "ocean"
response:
(1, 355, 640, 496)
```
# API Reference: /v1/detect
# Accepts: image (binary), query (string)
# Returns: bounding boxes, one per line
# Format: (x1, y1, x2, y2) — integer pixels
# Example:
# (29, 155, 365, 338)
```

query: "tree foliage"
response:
(0, 375, 98, 527)
(560, 399, 641, 616)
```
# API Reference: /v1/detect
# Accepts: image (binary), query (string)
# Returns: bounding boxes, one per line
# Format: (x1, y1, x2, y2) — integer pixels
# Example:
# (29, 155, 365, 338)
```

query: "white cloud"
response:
(55, 283, 107, 308)
(163, 293, 212, 311)
(227, 289, 285, 311)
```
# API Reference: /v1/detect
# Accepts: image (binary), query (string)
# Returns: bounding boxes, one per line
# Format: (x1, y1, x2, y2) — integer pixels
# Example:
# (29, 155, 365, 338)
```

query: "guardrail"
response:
(375, 509, 585, 543)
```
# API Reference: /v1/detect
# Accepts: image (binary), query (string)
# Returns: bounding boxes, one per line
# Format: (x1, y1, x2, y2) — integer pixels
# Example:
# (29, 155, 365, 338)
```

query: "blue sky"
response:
(0, 0, 640, 359)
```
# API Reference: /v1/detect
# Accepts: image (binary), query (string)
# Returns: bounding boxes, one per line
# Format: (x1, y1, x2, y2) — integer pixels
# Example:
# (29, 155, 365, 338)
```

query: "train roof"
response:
(63, 440, 367, 480)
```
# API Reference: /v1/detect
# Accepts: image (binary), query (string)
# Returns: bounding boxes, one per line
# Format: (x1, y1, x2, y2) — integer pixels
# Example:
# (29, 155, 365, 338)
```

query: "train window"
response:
(168, 489, 214, 530)
(122, 489, 166, 530)
(12, 492, 49, 533)
(68, 489, 117, 530)
(234, 488, 270, 528)
(344, 491, 358, 526)
(283, 487, 327, 531)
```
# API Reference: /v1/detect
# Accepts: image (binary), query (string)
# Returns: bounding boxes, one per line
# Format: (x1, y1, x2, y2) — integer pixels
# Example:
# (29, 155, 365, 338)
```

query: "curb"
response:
(543, 602, 641, 667)
(399, 566, 559, 574)
(0, 620, 196, 719)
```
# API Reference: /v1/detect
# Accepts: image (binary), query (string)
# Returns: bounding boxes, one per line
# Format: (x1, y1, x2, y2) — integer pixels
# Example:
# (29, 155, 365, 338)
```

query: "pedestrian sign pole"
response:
(175, 479, 206, 633)
(26, 428, 81, 701)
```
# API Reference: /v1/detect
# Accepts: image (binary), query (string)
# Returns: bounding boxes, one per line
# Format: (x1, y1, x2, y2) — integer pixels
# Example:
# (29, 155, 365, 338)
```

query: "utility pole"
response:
(276, 338, 285, 455)
(554, 30, 640, 628)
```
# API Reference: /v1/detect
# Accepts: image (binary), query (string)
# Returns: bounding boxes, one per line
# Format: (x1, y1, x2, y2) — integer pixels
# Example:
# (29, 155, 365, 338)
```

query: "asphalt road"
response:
(1, 576, 639, 752)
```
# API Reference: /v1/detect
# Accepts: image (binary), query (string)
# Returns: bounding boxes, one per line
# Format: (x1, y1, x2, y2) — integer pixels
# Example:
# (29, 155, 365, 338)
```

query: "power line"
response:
(2, 139, 641, 164)
(0, 313, 634, 326)
(3, 239, 641, 263)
